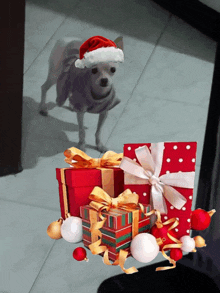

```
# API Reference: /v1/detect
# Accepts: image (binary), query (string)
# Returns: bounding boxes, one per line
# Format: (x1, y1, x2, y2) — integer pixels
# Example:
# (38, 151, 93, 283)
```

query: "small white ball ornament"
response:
(61, 216, 82, 243)
(180, 235, 195, 252)
(130, 233, 159, 263)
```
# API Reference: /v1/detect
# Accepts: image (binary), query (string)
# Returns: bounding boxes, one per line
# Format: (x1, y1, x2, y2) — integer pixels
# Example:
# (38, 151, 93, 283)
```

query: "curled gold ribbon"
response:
(88, 187, 144, 274)
(120, 143, 195, 214)
(89, 231, 138, 274)
(64, 147, 123, 168)
(145, 209, 182, 271)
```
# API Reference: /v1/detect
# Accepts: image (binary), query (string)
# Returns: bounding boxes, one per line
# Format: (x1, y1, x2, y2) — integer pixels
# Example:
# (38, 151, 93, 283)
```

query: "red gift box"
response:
(56, 168, 124, 219)
(120, 142, 197, 238)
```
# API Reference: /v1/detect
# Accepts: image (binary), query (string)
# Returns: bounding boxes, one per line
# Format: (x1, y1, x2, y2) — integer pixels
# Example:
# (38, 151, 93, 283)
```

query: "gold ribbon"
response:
(120, 143, 195, 214)
(89, 186, 144, 214)
(64, 147, 123, 168)
(60, 168, 71, 218)
(145, 209, 182, 271)
(64, 147, 123, 197)
(88, 187, 144, 274)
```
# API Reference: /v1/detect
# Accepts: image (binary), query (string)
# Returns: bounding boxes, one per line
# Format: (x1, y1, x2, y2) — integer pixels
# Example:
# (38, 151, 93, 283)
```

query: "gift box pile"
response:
(55, 142, 197, 240)
(49, 142, 207, 273)
(81, 203, 151, 261)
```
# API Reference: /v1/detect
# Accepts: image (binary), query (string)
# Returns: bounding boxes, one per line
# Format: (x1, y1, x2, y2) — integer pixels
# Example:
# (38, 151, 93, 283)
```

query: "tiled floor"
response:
(0, 0, 217, 292)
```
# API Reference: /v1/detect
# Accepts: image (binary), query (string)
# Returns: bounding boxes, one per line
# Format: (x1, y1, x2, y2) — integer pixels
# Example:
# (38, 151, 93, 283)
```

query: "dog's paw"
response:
(97, 143, 108, 153)
(39, 104, 48, 116)
(77, 142, 86, 152)
(39, 109, 48, 116)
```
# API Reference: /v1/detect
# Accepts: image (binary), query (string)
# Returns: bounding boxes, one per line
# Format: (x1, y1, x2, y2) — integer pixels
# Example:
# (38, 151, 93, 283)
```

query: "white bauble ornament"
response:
(61, 216, 82, 243)
(130, 233, 159, 263)
(180, 235, 195, 252)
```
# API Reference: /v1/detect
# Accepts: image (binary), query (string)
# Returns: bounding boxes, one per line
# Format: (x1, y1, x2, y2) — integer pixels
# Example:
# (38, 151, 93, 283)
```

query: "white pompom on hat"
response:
(75, 36, 124, 69)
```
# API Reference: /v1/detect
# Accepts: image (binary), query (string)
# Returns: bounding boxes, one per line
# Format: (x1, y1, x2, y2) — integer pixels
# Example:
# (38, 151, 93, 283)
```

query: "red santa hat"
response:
(75, 36, 124, 69)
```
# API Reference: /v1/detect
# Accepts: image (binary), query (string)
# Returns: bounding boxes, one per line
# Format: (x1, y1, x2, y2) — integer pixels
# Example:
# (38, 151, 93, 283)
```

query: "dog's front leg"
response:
(96, 111, 108, 153)
(77, 112, 86, 152)
(39, 78, 55, 116)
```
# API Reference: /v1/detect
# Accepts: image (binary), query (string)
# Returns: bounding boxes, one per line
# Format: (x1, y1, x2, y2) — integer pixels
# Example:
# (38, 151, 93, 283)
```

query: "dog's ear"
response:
(114, 36, 123, 51)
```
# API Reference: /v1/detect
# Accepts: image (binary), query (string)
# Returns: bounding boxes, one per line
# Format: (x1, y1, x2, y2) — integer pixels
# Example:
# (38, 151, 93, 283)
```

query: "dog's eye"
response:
(92, 68, 98, 74)
(110, 67, 116, 73)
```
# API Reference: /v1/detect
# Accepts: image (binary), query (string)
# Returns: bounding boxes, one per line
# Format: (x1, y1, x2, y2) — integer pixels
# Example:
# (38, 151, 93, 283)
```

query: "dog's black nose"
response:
(100, 78, 108, 87)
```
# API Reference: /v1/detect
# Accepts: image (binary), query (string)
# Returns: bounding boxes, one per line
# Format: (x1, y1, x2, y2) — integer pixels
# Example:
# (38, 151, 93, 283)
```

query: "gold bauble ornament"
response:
(47, 218, 63, 239)
(194, 236, 206, 248)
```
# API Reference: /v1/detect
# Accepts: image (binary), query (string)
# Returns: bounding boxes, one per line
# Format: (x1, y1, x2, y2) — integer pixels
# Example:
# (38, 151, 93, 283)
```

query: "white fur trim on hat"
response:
(75, 47, 124, 68)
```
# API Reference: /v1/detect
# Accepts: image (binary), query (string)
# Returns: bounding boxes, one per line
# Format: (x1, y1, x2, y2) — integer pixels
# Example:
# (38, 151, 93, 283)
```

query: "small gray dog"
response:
(39, 35, 124, 152)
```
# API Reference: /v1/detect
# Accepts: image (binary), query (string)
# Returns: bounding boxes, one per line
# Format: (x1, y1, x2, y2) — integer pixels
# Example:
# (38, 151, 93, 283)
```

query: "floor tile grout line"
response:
(0, 197, 60, 213)
(124, 94, 211, 107)
(28, 241, 56, 293)
(104, 13, 173, 148)
(21, 128, 73, 143)
(24, 16, 67, 75)
(24, 0, 82, 76)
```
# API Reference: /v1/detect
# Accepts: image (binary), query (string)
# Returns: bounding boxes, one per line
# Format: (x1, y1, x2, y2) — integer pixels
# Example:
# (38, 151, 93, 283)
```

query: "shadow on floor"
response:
(21, 96, 81, 169)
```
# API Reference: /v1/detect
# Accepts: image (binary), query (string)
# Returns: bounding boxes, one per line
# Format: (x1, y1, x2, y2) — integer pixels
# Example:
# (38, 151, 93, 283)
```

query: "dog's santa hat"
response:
(75, 36, 124, 69)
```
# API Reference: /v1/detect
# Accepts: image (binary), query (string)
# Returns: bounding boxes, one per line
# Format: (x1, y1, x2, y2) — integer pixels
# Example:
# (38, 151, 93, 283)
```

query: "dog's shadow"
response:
(21, 96, 94, 169)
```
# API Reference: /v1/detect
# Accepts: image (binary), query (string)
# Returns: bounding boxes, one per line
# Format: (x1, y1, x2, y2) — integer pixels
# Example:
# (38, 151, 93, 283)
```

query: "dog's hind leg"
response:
(39, 76, 56, 116)
(39, 39, 73, 116)
(77, 112, 86, 152)
(96, 111, 108, 153)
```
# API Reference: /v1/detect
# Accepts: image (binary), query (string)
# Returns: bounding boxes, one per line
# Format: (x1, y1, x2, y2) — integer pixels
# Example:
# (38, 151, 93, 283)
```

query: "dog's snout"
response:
(100, 78, 108, 87)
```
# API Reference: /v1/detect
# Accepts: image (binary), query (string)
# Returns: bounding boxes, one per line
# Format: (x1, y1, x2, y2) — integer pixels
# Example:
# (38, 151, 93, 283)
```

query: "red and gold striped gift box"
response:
(80, 204, 150, 230)
(83, 239, 131, 261)
(80, 204, 151, 261)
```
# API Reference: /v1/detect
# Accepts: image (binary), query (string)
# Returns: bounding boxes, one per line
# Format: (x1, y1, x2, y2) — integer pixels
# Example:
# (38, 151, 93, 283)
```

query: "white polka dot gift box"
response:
(119, 142, 197, 239)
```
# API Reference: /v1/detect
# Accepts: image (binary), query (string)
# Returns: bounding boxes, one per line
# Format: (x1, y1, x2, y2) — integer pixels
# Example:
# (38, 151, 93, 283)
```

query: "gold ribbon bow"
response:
(64, 147, 123, 168)
(120, 143, 195, 214)
(89, 186, 143, 213)
(88, 187, 144, 274)
(145, 209, 182, 271)
(61, 147, 123, 206)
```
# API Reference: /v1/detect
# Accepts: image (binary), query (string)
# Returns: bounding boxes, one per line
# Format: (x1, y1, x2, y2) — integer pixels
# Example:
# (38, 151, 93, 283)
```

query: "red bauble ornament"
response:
(73, 247, 88, 262)
(150, 223, 178, 251)
(191, 209, 216, 231)
(170, 248, 183, 261)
